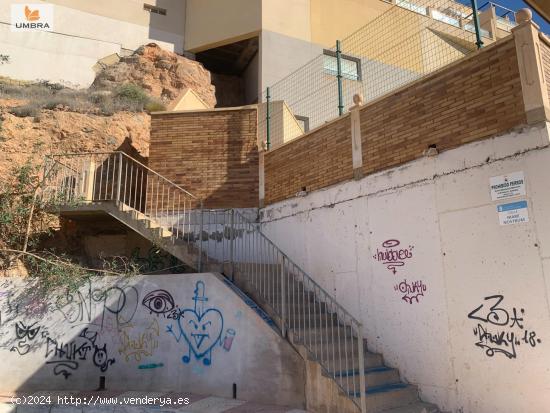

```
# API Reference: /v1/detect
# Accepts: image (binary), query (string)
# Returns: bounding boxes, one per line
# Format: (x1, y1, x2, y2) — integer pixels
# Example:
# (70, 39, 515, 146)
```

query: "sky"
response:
(464, 0, 550, 33)
(501, 0, 550, 32)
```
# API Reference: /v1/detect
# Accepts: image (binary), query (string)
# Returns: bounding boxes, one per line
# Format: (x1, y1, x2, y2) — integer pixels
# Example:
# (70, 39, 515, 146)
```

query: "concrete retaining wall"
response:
(260, 122, 550, 413)
(0, 273, 305, 408)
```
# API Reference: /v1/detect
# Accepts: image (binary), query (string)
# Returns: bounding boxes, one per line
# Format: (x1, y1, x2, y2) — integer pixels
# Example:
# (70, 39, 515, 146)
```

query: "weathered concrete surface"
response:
(260, 122, 550, 413)
(0, 274, 305, 409)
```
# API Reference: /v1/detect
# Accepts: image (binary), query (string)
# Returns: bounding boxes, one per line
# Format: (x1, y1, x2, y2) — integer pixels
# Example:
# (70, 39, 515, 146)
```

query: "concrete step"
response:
(382, 402, 441, 413)
(336, 366, 400, 390)
(290, 325, 354, 344)
(321, 351, 384, 374)
(286, 312, 338, 328)
(354, 383, 420, 413)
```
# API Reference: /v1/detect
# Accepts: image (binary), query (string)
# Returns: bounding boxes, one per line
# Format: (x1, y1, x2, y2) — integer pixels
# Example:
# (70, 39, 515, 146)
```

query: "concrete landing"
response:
(0, 392, 309, 413)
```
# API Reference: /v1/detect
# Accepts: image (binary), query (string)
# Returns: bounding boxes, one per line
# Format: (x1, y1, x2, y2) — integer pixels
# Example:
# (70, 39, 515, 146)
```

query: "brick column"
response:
(350, 94, 364, 180)
(512, 8, 550, 124)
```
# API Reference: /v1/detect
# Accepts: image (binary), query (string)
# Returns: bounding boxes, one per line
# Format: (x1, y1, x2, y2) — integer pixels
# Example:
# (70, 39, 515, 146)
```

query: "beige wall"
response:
(43, 0, 186, 35)
(310, 0, 391, 46)
(262, 0, 312, 42)
(185, 0, 261, 52)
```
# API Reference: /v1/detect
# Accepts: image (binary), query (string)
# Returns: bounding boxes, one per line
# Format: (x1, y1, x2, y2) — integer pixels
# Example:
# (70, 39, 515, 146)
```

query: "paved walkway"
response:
(0, 392, 308, 413)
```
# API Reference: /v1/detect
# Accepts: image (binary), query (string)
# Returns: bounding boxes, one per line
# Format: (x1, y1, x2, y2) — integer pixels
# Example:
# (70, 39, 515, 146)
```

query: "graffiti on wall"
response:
(118, 319, 160, 362)
(468, 295, 542, 359)
(55, 281, 139, 330)
(374, 239, 427, 304)
(394, 279, 427, 304)
(10, 321, 42, 355)
(0, 277, 239, 380)
(45, 328, 115, 378)
(164, 281, 235, 366)
(373, 239, 414, 275)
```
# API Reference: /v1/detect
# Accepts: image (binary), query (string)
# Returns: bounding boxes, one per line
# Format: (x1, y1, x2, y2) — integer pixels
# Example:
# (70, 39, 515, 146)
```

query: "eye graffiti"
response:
(11, 321, 41, 355)
(142, 290, 175, 315)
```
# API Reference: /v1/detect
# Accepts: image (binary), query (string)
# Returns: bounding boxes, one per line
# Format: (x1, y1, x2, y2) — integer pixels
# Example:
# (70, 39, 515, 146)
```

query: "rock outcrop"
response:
(92, 43, 217, 107)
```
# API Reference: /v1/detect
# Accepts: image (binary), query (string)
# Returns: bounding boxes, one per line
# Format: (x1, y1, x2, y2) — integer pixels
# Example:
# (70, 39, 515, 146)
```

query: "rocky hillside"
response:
(0, 99, 150, 178)
(0, 43, 216, 176)
(92, 43, 216, 107)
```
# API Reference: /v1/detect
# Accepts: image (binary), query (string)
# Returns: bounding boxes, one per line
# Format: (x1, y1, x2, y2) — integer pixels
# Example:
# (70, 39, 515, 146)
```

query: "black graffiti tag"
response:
(468, 295, 542, 359)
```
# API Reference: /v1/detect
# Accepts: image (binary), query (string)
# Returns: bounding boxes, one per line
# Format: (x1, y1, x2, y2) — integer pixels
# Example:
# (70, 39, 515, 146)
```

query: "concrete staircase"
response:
(44, 152, 443, 413)
(239, 269, 442, 413)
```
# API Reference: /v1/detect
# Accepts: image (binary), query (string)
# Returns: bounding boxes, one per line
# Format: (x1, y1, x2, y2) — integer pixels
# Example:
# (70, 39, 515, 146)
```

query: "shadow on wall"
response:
(0, 274, 305, 406)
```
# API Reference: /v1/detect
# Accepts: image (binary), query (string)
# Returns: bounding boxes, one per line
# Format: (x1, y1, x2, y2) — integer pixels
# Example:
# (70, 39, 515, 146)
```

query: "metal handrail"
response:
(222, 209, 367, 411)
(48, 151, 198, 199)
(235, 211, 361, 325)
(42, 152, 368, 412)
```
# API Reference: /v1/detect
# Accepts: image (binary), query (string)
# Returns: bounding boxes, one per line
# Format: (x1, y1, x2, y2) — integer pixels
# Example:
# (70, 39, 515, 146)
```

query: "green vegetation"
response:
(0, 159, 142, 293)
(0, 80, 165, 117)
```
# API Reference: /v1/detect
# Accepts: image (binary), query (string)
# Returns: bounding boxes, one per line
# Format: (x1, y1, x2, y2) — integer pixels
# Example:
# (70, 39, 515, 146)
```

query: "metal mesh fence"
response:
(258, 0, 517, 150)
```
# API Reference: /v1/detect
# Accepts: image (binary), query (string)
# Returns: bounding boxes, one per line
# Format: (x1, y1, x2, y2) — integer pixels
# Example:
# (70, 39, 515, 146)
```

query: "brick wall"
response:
(360, 36, 525, 175)
(264, 37, 527, 205)
(264, 115, 353, 205)
(149, 108, 259, 208)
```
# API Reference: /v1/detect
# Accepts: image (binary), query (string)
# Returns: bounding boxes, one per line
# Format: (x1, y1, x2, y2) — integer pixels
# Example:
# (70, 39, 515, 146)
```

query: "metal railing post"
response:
(197, 201, 204, 272)
(357, 325, 367, 413)
(280, 255, 286, 337)
(336, 40, 344, 116)
(230, 209, 235, 281)
(470, 0, 484, 49)
(266, 87, 271, 150)
(116, 152, 123, 203)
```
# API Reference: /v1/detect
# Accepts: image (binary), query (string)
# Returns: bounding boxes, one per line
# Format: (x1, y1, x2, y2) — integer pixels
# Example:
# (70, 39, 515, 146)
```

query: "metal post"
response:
(336, 40, 344, 116)
(470, 0, 484, 49)
(230, 209, 235, 281)
(357, 325, 367, 413)
(280, 255, 286, 338)
(266, 87, 271, 150)
(198, 201, 204, 272)
(116, 152, 123, 204)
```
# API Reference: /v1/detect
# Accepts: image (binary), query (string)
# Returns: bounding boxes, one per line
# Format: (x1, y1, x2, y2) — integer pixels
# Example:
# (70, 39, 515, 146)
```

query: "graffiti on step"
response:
(45, 328, 115, 378)
(166, 281, 235, 366)
(55, 281, 139, 329)
(468, 295, 542, 359)
(394, 279, 427, 304)
(118, 319, 160, 362)
(373, 239, 414, 275)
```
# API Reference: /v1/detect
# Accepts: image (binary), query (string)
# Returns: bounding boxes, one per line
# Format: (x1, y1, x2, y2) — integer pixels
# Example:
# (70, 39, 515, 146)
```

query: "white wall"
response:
(260, 122, 550, 412)
(0, 1, 185, 87)
(260, 30, 323, 94)
(0, 273, 305, 408)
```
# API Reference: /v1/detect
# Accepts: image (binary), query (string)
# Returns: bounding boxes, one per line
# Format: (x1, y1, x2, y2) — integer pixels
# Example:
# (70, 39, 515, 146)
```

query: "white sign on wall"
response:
(497, 200, 529, 226)
(490, 171, 526, 201)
